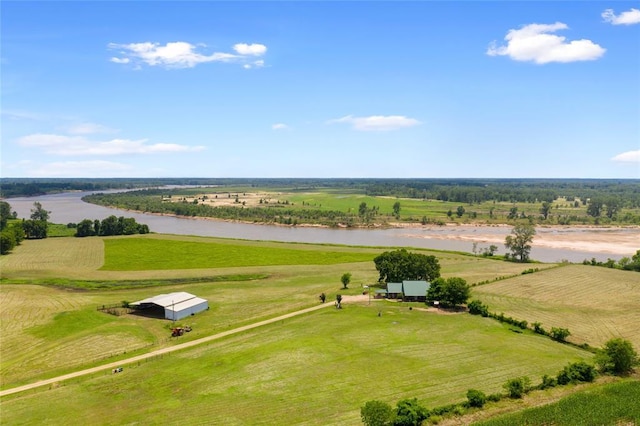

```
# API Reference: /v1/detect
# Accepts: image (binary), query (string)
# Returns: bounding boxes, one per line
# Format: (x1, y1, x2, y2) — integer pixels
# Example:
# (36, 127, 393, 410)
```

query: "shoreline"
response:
(111, 207, 639, 257)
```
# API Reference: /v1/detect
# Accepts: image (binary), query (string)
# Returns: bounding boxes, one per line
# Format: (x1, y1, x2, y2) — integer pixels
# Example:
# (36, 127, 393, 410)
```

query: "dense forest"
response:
(2, 178, 639, 206)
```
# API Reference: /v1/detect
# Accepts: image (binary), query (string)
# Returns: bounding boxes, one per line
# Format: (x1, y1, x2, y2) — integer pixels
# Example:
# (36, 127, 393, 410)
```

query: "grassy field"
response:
(0, 235, 557, 387)
(474, 379, 640, 426)
(0, 303, 593, 425)
(1, 234, 636, 424)
(471, 265, 640, 348)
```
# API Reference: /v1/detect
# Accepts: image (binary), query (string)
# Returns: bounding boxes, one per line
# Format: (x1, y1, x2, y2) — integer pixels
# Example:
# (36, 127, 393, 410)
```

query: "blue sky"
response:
(1, 1, 639, 178)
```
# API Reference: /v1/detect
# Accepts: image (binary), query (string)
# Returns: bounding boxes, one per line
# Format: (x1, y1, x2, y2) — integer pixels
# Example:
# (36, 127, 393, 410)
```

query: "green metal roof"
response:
(387, 282, 403, 294)
(402, 281, 430, 297)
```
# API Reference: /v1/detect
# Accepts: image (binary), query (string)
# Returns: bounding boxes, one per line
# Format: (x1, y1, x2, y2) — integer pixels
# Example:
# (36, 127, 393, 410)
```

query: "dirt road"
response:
(0, 297, 365, 398)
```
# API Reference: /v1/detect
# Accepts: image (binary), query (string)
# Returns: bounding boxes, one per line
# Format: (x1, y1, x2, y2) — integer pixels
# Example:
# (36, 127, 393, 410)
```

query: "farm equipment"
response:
(171, 326, 192, 337)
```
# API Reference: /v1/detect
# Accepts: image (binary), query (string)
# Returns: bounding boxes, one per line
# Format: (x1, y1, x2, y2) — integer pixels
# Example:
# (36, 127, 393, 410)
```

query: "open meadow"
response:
(471, 265, 640, 348)
(0, 303, 593, 425)
(0, 233, 638, 424)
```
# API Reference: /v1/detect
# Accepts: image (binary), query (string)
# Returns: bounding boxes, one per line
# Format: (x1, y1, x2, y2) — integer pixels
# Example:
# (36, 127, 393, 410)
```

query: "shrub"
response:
(550, 327, 571, 342)
(466, 389, 487, 408)
(361, 400, 394, 426)
(532, 322, 546, 335)
(394, 398, 429, 426)
(504, 376, 531, 399)
(539, 374, 557, 389)
(467, 300, 489, 317)
(557, 362, 597, 385)
(595, 338, 639, 375)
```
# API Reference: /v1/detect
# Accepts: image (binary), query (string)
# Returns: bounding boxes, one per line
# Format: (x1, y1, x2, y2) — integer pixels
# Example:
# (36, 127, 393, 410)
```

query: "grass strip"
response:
(0, 274, 268, 290)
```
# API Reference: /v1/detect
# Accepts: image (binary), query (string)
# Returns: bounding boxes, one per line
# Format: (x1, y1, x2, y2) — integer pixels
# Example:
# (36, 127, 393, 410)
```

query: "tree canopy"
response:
(504, 224, 536, 262)
(373, 249, 440, 283)
(426, 277, 470, 307)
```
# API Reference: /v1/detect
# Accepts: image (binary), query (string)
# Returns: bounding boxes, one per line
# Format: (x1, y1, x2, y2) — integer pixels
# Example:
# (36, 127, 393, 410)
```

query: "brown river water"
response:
(7, 191, 639, 263)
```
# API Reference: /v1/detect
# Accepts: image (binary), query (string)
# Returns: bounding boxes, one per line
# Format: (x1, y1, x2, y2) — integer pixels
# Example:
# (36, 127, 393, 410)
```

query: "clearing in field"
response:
(0, 303, 593, 425)
(471, 265, 640, 348)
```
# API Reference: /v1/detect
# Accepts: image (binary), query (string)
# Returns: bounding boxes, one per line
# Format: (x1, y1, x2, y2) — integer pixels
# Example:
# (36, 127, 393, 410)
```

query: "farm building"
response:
(130, 292, 208, 320)
(401, 280, 430, 302)
(386, 282, 403, 299)
(380, 281, 430, 302)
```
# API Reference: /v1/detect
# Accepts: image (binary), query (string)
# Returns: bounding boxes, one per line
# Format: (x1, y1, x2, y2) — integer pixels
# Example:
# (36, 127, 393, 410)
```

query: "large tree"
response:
(374, 249, 440, 283)
(0, 201, 12, 230)
(504, 224, 536, 262)
(361, 400, 393, 426)
(426, 277, 470, 307)
(30, 202, 50, 221)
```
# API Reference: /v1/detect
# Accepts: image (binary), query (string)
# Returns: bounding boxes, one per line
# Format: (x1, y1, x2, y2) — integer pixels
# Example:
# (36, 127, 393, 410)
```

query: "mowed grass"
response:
(0, 304, 593, 425)
(0, 237, 104, 279)
(472, 265, 640, 348)
(474, 379, 640, 426)
(100, 234, 377, 271)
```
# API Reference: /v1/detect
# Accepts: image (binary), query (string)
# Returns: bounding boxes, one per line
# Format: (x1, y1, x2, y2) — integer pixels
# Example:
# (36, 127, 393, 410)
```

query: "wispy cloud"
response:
(271, 123, 290, 130)
(602, 8, 640, 25)
(487, 22, 605, 64)
(328, 115, 420, 131)
(108, 41, 267, 69)
(611, 150, 640, 163)
(66, 122, 117, 135)
(18, 134, 205, 156)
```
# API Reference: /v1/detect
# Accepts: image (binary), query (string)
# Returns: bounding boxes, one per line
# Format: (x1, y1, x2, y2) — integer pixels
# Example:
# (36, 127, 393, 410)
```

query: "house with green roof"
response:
(380, 280, 430, 301)
(401, 280, 430, 302)
(386, 282, 403, 299)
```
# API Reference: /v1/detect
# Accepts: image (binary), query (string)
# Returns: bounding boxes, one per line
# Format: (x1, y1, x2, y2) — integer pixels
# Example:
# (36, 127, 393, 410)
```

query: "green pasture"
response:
(100, 234, 376, 270)
(0, 304, 593, 425)
(474, 379, 640, 426)
(166, 186, 627, 224)
(471, 265, 640, 348)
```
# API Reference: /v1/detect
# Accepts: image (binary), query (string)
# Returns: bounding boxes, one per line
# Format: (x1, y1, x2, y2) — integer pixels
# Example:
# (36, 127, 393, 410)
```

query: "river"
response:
(6, 191, 638, 263)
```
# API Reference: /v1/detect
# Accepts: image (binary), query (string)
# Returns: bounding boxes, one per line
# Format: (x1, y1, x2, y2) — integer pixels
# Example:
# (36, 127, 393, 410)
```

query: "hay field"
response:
(472, 265, 640, 348)
(0, 304, 592, 425)
(0, 237, 104, 279)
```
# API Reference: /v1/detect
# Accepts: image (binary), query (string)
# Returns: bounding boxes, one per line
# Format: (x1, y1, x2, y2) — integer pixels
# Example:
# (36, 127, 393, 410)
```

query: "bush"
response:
(467, 300, 489, 317)
(504, 377, 531, 399)
(394, 398, 429, 426)
(557, 361, 597, 385)
(550, 327, 571, 342)
(361, 400, 394, 426)
(466, 389, 487, 408)
(532, 322, 547, 335)
(539, 374, 557, 389)
(595, 338, 639, 375)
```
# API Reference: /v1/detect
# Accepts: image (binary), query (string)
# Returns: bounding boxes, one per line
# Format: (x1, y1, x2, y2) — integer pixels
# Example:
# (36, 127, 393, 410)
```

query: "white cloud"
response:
(109, 41, 267, 69)
(18, 133, 205, 156)
(328, 115, 420, 131)
(487, 22, 606, 64)
(602, 8, 640, 25)
(611, 150, 640, 163)
(233, 43, 267, 56)
(272, 123, 289, 130)
(66, 122, 117, 135)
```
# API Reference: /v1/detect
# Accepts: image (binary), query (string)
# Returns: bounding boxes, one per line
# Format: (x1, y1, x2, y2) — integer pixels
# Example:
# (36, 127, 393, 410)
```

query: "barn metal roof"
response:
(131, 292, 204, 308)
(402, 281, 430, 297)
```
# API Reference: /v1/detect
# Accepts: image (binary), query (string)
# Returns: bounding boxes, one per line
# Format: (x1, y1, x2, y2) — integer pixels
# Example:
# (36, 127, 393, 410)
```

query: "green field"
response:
(471, 265, 640, 348)
(474, 379, 640, 426)
(0, 234, 638, 424)
(0, 304, 593, 425)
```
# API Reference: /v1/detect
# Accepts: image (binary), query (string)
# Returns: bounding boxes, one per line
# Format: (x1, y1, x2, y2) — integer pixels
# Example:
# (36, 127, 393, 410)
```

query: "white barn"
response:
(131, 292, 208, 320)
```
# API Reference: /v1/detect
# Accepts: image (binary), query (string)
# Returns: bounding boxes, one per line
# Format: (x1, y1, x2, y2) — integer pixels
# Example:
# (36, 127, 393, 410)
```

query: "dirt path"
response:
(0, 297, 367, 398)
